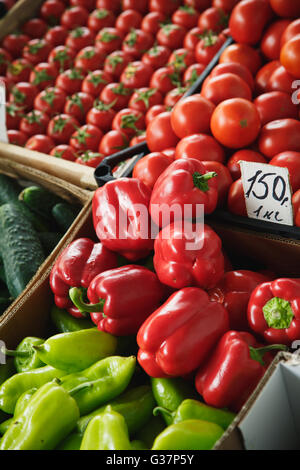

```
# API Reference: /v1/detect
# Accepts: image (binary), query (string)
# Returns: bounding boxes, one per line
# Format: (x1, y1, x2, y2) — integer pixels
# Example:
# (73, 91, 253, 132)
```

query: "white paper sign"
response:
(240, 161, 294, 226)
(0, 79, 7, 143)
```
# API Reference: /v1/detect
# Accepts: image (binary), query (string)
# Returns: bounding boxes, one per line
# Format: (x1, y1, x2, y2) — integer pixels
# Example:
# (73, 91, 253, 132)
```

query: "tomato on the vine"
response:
(48, 46, 76, 73)
(129, 87, 163, 113)
(50, 144, 78, 161)
(164, 87, 187, 107)
(198, 6, 229, 33)
(70, 124, 103, 152)
(66, 27, 94, 52)
(86, 99, 116, 131)
(40, 0, 66, 24)
(149, 66, 181, 94)
(23, 39, 52, 65)
(122, 29, 154, 59)
(6, 59, 31, 84)
(157, 24, 186, 50)
(7, 129, 27, 146)
(56, 68, 85, 94)
(70, 0, 96, 11)
(29, 63, 58, 91)
(183, 27, 204, 51)
(76, 151, 105, 168)
(100, 82, 132, 110)
(149, 0, 181, 15)
(2, 32, 29, 58)
(81, 69, 112, 97)
(122, 0, 148, 14)
(104, 50, 133, 79)
(25, 134, 55, 153)
(195, 32, 226, 66)
(183, 63, 206, 86)
(75, 47, 106, 72)
(20, 110, 50, 137)
(168, 48, 195, 73)
(95, 27, 123, 54)
(142, 45, 171, 70)
(61, 6, 89, 28)
(99, 129, 129, 156)
(64, 92, 94, 123)
(44, 26, 69, 48)
(88, 8, 116, 32)
(173, 6, 200, 29)
(96, 0, 120, 14)
(145, 104, 168, 126)
(9, 82, 38, 112)
(47, 113, 80, 144)
(141, 12, 167, 35)
(120, 61, 153, 89)
(22, 18, 48, 38)
(112, 108, 145, 139)
(6, 103, 23, 130)
(34, 87, 67, 117)
(116, 9, 142, 34)
(0, 48, 11, 75)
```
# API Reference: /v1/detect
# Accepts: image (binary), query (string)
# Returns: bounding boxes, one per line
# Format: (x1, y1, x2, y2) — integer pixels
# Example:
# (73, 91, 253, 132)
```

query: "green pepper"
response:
(152, 419, 224, 450)
(151, 377, 197, 425)
(34, 328, 117, 373)
(56, 432, 83, 450)
(0, 387, 37, 436)
(80, 406, 132, 450)
(51, 306, 94, 333)
(61, 356, 136, 415)
(154, 399, 236, 430)
(0, 359, 15, 386)
(76, 385, 155, 436)
(136, 415, 166, 449)
(0, 381, 85, 450)
(131, 440, 148, 450)
(0, 365, 66, 414)
(3, 337, 45, 373)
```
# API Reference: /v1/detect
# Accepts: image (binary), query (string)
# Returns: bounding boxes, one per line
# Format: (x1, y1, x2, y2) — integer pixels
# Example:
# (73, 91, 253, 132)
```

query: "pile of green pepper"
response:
(0, 306, 236, 451)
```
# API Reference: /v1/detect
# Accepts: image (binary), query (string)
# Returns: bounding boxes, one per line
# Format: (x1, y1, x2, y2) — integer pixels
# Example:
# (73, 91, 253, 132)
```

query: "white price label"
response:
(0, 80, 7, 143)
(240, 161, 294, 226)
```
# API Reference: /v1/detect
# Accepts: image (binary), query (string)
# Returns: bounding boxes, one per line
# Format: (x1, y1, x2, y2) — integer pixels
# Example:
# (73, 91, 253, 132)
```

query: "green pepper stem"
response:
(193, 172, 217, 192)
(249, 344, 287, 366)
(1, 348, 30, 358)
(153, 406, 174, 420)
(69, 287, 105, 314)
(263, 296, 294, 330)
(68, 382, 93, 397)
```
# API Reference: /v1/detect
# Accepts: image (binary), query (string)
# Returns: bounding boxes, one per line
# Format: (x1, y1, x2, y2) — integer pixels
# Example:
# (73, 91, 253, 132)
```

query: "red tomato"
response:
(34, 87, 67, 117)
(201, 161, 233, 206)
(133, 152, 173, 189)
(88, 9, 116, 32)
(29, 63, 58, 91)
(141, 12, 167, 35)
(81, 70, 112, 97)
(99, 129, 129, 155)
(266, 65, 295, 94)
(40, 0, 66, 23)
(25, 134, 55, 154)
(9, 82, 38, 112)
(48, 46, 76, 73)
(229, 0, 272, 45)
(164, 87, 187, 107)
(6, 103, 23, 130)
(61, 6, 89, 28)
(269, 151, 300, 192)
(280, 35, 300, 79)
(254, 91, 298, 126)
(120, 61, 153, 89)
(281, 19, 300, 47)
(269, 0, 300, 18)
(47, 114, 80, 144)
(146, 111, 179, 152)
(96, 0, 120, 14)
(129, 87, 163, 113)
(2, 33, 29, 58)
(76, 151, 105, 168)
(66, 27, 94, 52)
(183, 27, 204, 51)
(261, 20, 290, 60)
(254, 60, 280, 94)
(122, 29, 154, 59)
(227, 149, 267, 180)
(44, 26, 69, 47)
(116, 9, 142, 34)
(1, 76, 13, 95)
(184, 63, 206, 86)
(95, 27, 123, 54)
(50, 144, 78, 161)
(20, 110, 50, 137)
(64, 91, 94, 123)
(172, 6, 200, 29)
(219, 43, 262, 75)
(130, 133, 146, 146)
(201, 73, 252, 105)
(210, 62, 255, 90)
(145, 104, 168, 126)
(70, 0, 96, 11)
(157, 24, 186, 50)
(142, 45, 171, 70)
(86, 99, 116, 131)
(0, 48, 11, 76)
(227, 178, 247, 216)
(104, 50, 133, 79)
(198, 7, 229, 33)
(6, 59, 31, 84)
(195, 32, 226, 66)
(258, 119, 300, 159)
(70, 124, 103, 152)
(211, 98, 261, 149)
(213, 0, 239, 12)
(171, 94, 215, 139)
(149, 66, 181, 95)
(75, 47, 105, 72)
(100, 82, 132, 111)
(185, 0, 211, 10)
(122, 0, 148, 13)
(22, 19, 48, 38)
(293, 190, 300, 227)
(168, 48, 195, 73)
(56, 68, 84, 94)
(112, 108, 145, 139)
(175, 133, 225, 163)
(7, 129, 27, 146)
(149, 0, 181, 15)
(23, 39, 52, 65)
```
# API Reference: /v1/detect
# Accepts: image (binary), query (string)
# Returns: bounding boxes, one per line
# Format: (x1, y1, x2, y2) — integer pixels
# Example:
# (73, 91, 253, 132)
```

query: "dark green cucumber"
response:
(0, 174, 20, 204)
(0, 260, 6, 285)
(0, 204, 45, 299)
(37, 232, 62, 255)
(13, 201, 50, 232)
(51, 203, 80, 232)
(19, 186, 63, 219)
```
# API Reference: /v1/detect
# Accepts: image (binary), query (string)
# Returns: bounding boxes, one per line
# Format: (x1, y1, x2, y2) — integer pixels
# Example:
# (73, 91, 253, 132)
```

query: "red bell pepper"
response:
(195, 330, 286, 412)
(153, 222, 225, 290)
(208, 270, 272, 331)
(49, 238, 118, 319)
(93, 178, 154, 261)
(150, 158, 218, 228)
(137, 287, 229, 378)
(201, 161, 233, 208)
(69, 265, 165, 336)
(248, 278, 300, 345)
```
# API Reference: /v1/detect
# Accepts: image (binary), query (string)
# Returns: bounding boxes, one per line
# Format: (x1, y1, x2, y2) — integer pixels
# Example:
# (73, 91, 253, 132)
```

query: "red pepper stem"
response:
(68, 382, 93, 397)
(249, 344, 287, 366)
(193, 172, 217, 192)
(1, 348, 30, 358)
(153, 406, 175, 420)
(69, 287, 105, 314)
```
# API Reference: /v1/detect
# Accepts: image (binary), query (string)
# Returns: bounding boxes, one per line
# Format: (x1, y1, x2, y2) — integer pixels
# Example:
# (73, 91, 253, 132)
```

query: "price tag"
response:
(240, 161, 294, 226)
(0, 79, 7, 143)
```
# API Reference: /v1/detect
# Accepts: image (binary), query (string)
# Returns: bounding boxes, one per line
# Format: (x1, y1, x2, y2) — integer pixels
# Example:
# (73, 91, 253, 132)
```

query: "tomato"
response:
(76, 151, 105, 168)
(219, 43, 262, 75)
(175, 133, 225, 163)
(23, 39, 52, 65)
(81, 69, 112, 97)
(20, 110, 50, 137)
(66, 27, 94, 52)
(164, 87, 187, 107)
(29, 63, 58, 91)
(50, 144, 78, 161)
(7, 129, 27, 146)
(210, 62, 255, 90)
(48, 46, 76, 73)
(6, 59, 31, 83)
(61, 6, 89, 28)
(195, 32, 226, 66)
(183, 63, 205, 86)
(133, 152, 173, 189)
(229, 0, 272, 46)
(44, 26, 69, 47)
(212, 0, 239, 12)
(145, 104, 168, 126)
(88, 9, 116, 32)
(183, 27, 204, 51)
(254, 60, 280, 94)
(227, 149, 267, 180)
(129, 87, 163, 113)
(2, 33, 29, 58)
(1, 76, 13, 95)
(269, 0, 300, 18)
(141, 12, 167, 35)
(40, 0, 66, 24)
(201, 73, 252, 105)
(0, 48, 11, 76)
(266, 65, 294, 94)
(254, 91, 298, 126)
(269, 152, 300, 193)
(211, 98, 261, 149)
(25, 134, 55, 153)
(56, 68, 84, 94)
(6, 103, 23, 130)
(95, 27, 123, 54)
(130, 133, 146, 146)
(86, 99, 116, 131)
(142, 45, 171, 70)
(100, 82, 132, 111)
(99, 129, 129, 156)
(70, 0, 95, 11)
(198, 7, 229, 33)
(172, 6, 199, 29)
(281, 19, 300, 47)
(112, 108, 145, 139)
(261, 20, 290, 61)
(9, 82, 37, 112)
(70, 124, 103, 152)
(47, 114, 80, 144)
(22, 19, 48, 38)
(146, 111, 179, 152)
(122, 29, 154, 59)
(157, 24, 186, 50)
(75, 47, 105, 72)
(201, 161, 233, 206)
(293, 190, 300, 227)
(34, 87, 66, 117)
(280, 35, 300, 79)
(116, 9, 142, 34)
(227, 178, 247, 216)
(150, 66, 181, 94)
(96, 0, 120, 14)
(122, 0, 148, 14)
(171, 94, 215, 139)
(64, 91, 94, 123)
(104, 50, 133, 79)
(168, 48, 195, 73)
(149, 0, 181, 15)
(258, 119, 300, 159)
(120, 61, 153, 90)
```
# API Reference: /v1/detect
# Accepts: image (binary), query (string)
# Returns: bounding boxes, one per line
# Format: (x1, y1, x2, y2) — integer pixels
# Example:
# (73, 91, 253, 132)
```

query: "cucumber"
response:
(0, 204, 45, 299)
(13, 201, 49, 232)
(0, 174, 20, 204)
(38, 232, 62, 255)
(19, 186, 63, 219)
(51, 203, 80, 232)
(0, 260, 6, 285)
